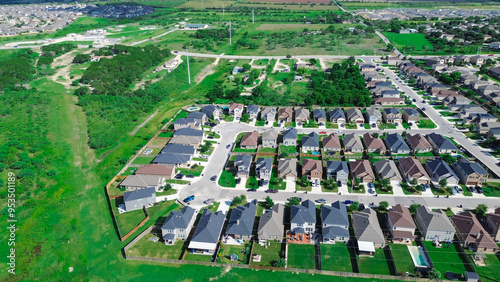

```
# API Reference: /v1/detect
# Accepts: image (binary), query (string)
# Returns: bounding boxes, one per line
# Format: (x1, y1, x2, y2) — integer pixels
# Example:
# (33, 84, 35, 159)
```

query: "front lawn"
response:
(218, 243, 251, 264)
(126, 236, 185, 260)
(250, 241, 283, 267)
(358, 248, 391, 275)
(255, 120, 265, 126)
(379, 123, 396, 130)
(389, 244, 415, 275)
(287, 244, 316, 270)
(325, 122, 339, 129)
(482, 182, 500, 197)
(423, 241, 467, 275)
(131, 156, 155, 165)
(177, 165, 205, 176)
(414, 151, 435, 157)
(246, 175, 259, 189)
(269, 169, 286, 190)
(321, 243, 352, 272)
(219, 170, 236, 188)
(417, 120, 436, 129)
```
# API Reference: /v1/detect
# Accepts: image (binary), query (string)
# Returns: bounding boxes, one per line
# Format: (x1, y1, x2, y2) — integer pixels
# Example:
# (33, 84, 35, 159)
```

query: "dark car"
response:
(344, 200, 354, 205)
(422, 108, 426, 111)
(497, 162, 500, 167)
(476, 186, 484, 194)
(186, 174, 195, 178)
(210, 175, 217, 181)
(175, 173, 185, 179)
(247, 188, 257, 192)
(267, 189, 278, 193)
(226, 144, 231, 149)
(358, 203, 365, 211)
(289, 197, 302, 202)
(412, 99, 416, 102)
(468, 186, 476, 193)
(421, 100, 426, 103)
(236, 178, 241, 184)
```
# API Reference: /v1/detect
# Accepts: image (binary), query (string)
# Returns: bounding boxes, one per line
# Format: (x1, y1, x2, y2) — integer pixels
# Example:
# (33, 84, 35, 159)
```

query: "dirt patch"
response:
(194, 56, 219, 84)
(253, 0, 330, 3)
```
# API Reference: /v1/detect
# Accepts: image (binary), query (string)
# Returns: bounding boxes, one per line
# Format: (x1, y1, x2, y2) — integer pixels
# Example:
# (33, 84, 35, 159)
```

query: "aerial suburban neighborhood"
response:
(3, 0, 500, 281)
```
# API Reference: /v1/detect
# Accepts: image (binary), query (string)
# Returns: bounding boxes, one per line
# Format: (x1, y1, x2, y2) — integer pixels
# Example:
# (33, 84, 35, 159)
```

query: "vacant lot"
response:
(321, 243, 352, 272)
(253, 0, 330, 3)
(288, 244, 316, 269)
(256, 23, 336, 32)
(382, 32, 434, 51)
(236, 3, 338, 10)
(423, 241, 467, 275)
(178, 0, 236, 8)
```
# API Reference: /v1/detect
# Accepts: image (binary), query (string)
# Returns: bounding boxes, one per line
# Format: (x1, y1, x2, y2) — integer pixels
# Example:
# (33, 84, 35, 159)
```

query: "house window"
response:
(167, 229, 174, 233)
(178, 234, 184, 238)
(179, 229, 184, 232)
(297, 223, 303, 227)
(394, 227, 397, 230)
(269, 235, 272, 239)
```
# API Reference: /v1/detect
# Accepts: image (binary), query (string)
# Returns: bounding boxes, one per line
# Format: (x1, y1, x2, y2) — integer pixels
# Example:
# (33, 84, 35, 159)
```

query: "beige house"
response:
(240, 131, 259, 149)
(387, 204, 416, 244)
(362, 133, 387, 154)
(452, 212, 498, 253)
(349, 160, 375, 183)
(397, 158, 431, 184)
(485, 207, 500, 241)
(258, 204, 285, 242)
(405, 133, 433, 154)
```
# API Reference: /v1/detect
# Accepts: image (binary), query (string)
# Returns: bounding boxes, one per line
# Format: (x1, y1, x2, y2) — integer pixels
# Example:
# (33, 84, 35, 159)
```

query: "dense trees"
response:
(80, 44, 170, 95)
(0, 50, 37, 90)
(41, 43, 77, 57)
(72, 54, 90, 64)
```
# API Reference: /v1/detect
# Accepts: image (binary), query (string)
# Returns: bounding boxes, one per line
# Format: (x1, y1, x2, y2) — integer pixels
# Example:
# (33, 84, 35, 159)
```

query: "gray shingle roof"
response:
(291, 200, 316, 225)
(454, 162, 488, 175)
(256, 157, 273, 172)
(329, 109, 345, 121)
(201, 105, 219, 117)
(302, 132, 319, 147)
(225, 203, 257, 236)
(383, 108, 400, 116)
(174, 118, 198, 126)
(404, 108, 419, 117)
(162, 206, 196, 230)
(173, 128, 204, 137)
(187, 111, 206, 120)
(283, 128, 297, 140)
(416, 206, 455, 232)
(160, 143, 196, 155)
(235, 155, 252, 174)
(425, 159, 457, 179)
(247, 105, 260, 114)
(258, 204, 284, 238)
(385, 133, 410, 151)
(326, 161, 348, 175)
(313, 109, 327, 120)
(153, 153, 191, 165)
(323, 226, 350, 240)
(321, 201, 349, 226)
(121, 175, 162, 188)
(427, 133, 458, 151)
(123, 187, 155, 202)
(190, 209, 226, 244)
(352, 208, 385, 244)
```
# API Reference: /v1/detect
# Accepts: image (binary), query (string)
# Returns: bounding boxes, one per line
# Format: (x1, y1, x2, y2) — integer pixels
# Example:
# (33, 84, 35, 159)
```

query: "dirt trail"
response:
(50, 49, 93, 89)
(194, 54, 222, 84)
(319, 58, 327, 70)
(134, 54, 184, 90)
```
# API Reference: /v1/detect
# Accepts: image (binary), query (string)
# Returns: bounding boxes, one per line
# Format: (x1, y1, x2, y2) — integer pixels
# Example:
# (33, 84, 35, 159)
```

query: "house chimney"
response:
(477, 232, 481, 239)
(236, 219, 240, 225)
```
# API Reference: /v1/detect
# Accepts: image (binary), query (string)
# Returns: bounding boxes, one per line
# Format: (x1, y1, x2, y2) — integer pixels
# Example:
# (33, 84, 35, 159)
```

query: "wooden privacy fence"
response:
(120, 206, 150, 242)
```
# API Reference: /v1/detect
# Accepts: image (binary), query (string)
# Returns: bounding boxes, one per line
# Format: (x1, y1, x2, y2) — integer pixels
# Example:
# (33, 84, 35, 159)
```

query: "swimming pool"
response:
(408, 246, 430, 268)
(188, 107, 200, 112)
(312, 151, 321, 155)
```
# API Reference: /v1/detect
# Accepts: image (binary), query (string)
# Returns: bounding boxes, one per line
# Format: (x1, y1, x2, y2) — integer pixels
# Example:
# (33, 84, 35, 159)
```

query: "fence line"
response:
(123, 225, 155, 252)
(121, 206, 150, 242)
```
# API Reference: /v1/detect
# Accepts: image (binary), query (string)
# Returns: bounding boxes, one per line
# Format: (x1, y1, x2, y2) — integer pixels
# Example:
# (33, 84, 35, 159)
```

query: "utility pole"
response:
(252, 9, 254, 24)
(186, 47, 191, 84)
(229, 21, 232, 45)
(201, 0, 203, 9)
(223, 3, 225, 16)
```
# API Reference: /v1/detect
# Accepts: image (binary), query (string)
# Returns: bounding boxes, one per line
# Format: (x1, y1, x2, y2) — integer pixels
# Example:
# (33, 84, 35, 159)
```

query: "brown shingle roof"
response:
(349, 160, 375, 179)
(388, 204, 416, 229)
(398, 158, 430, 179)
(240, 131, 259, 147)
(451, 212, 497, 250)
(135, 164, 174, 177)
(406, 133, 432, 150)
(302, 159, 322, 175)
(278, 107, 293, 119)
(362, 133, 386, 151)
(322, 133, 341, 149)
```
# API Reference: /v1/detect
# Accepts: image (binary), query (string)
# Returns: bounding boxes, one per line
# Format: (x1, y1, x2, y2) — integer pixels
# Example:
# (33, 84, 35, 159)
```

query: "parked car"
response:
(186, 174, 195, 178)
(358, 203, 365, 211)
(247, 188, 257, 192)
(367, 182, 375, 189)
(175, 173, 185, 179)
(210, 175, 217, 181)
(183, 195, 195, 203)
(468, 186, 476, 193)
(421, 100, 426, 103)
(316, 198, 327, 204)
(422, 108, 426, 111)
(476, 186, 484, 194)
(267, 189, 278, 193)
(204, 198, 214, 205)
(368, 188, 375, 194)
(226, 144, 231, 149)
(236, 178, 241, 184)
(344, 200, 354, 205)
(319, 131, 327, 134)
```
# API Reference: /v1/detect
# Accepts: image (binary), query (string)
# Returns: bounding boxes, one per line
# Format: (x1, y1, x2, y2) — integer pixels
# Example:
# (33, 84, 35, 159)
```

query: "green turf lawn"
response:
(132, 156, 155, 165)
(358, 248, 391, 275)
(279, 145, 298, 156)
(184, 253, 214, 262)
(258, 147, 277, 154)
(482, 182, 500, 197)
(218, 244, 250, 264)
(382, 32, 434, 52)
(219, 170, 237, 188)
(114, 200, 147, 234)
(320, 243, 352, 272)
(246, 176, 259, 189)
(177, 165, 205, 176)
(417, 119, 437, 129)
(287, 244, 316, 270)
(389, 244, 416, 274)
(269, 169, 287, 190)
(126, 237, 185, 260)
(251, 241, 283, 266)
(423, 241, 467, 275)
(157, 131, 173, 137)
(469, 252, 500, 282)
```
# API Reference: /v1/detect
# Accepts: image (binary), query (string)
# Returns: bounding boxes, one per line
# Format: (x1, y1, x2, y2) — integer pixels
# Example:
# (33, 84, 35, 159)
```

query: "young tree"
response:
(438, 178, 448, 189)
(380, 178, 390, 188)
(271, 258, 286, 267)
(378, 201, 389, 212)
(242, 63, 251, 72)
(289, 197, 301, 206)
(231, 196, 242, 206)
(442, 154, 457, 165)
(428, 268, 441, 279)
(348, 201, 359, 212)
(474, 204, 488, 218)
(264, 196, 274, 209)
(410, 178, 418, 186)
(409, 203, 421, 214)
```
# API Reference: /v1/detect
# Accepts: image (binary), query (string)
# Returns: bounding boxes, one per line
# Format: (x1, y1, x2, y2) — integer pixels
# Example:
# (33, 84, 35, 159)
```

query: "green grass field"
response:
(251, 241, 283, 266)
(126, 236, 185, 260)
(287, 244, 316, 270)
(320, 243, 352, 272)
(358, 248, 391, 275)
(382, 32, 434, 51)
(389, 244, 416, 274)
(483, 182, 500, 197)
(423, 241, 467, 275)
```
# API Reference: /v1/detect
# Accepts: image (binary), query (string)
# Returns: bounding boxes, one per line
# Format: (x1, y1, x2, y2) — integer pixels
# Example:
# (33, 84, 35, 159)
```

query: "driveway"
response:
(285, 177, 296, 192)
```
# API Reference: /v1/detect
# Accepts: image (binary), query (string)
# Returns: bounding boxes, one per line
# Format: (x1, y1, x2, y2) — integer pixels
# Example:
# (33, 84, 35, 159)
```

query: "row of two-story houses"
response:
(359, 63, 407, 106)
(118, 116, 208, 212)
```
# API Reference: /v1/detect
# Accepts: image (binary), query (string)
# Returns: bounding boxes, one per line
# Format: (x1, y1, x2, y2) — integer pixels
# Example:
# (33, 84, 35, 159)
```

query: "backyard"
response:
(287, 244, 316, 270)
(389, 243, 416, 275)
(468, 252, 500, 282)
(423, 241, 468, 275)
(218, 244, 251, 264)
(250, 241, 283, 267)
(126, 236, 185, 260)
(320, 243, 352, 272)
(358, 248, 391, 275)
